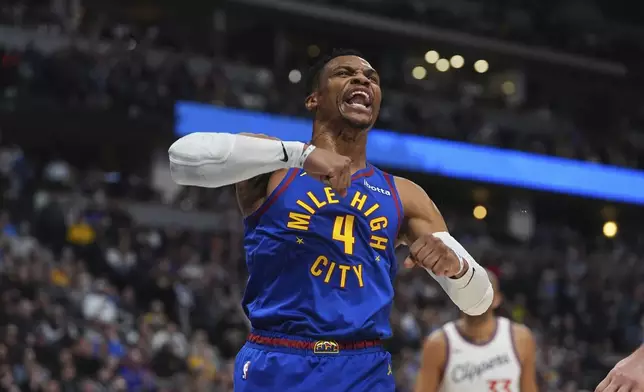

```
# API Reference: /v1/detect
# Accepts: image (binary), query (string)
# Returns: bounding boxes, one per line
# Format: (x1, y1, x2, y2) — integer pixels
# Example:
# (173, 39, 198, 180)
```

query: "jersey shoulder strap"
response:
(495, 317, 513, 343)
(442, 321, 461, 348)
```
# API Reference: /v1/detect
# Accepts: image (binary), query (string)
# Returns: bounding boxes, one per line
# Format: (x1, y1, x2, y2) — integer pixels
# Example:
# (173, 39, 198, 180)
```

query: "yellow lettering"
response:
(324, 261, 336, 283)
(332, 215, 356, 255)
(324, 187, 339, 204)
(310, 256, 365, 289)
(369, 216, 388, 231)
(296, 199, 316, 214)
(310, 255, 327, 276)
(369, 235, 388, 250)
(338, 265, 351, 288)
(350, 191, 367, 211)
(287, 212, 311, 231)
(352, 264, 364, 287)
(364, 203, 380, 217)
(307, 192, 327, 209)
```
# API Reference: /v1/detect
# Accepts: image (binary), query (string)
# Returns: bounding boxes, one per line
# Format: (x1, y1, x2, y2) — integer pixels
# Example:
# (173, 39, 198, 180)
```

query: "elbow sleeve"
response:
(168, 132, 305, 188)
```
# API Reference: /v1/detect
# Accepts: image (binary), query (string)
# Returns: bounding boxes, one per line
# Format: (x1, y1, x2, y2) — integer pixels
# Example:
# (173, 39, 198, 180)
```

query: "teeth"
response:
(348, 102, 368, 109)
(350, 91, 370, 100)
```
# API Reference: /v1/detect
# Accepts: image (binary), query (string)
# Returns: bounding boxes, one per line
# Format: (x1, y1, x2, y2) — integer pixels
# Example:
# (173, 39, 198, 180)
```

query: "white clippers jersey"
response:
(439, 317, 521, 392)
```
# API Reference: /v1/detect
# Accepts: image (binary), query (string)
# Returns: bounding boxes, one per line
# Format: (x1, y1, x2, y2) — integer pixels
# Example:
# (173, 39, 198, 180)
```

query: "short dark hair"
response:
(307, 48, 364, 93)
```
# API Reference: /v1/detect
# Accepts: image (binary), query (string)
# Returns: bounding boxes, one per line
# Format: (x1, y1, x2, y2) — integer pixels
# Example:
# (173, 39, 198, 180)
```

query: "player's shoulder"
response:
(510, 321, 534, 343)
(423, 327, 448, 354)
(392, 176, 441, 215)
(509, 321, 536, 362)
(391, 176, 426, 202)
(392, 176, 423, 193)
(235, 168, 290, 217)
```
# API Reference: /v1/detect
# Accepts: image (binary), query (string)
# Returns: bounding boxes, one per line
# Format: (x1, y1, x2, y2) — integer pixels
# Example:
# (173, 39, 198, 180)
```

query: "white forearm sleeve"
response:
(425, 232, 494, 316)
(168, 133, 307, 188)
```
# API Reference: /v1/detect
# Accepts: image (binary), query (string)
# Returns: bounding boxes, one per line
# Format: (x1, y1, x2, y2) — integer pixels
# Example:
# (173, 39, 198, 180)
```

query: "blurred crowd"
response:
(0, 146, 253, 392)
(302, 0, 644, 61)
(1, 142, 643, 392)
(1, 0, 644, 170)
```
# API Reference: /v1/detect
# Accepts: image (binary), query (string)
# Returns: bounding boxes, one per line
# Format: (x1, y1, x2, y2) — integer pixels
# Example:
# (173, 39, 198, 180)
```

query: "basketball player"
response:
(415, 270, 537, 392)
(596, 345, 644, 392)
(168, 49, 493, 392)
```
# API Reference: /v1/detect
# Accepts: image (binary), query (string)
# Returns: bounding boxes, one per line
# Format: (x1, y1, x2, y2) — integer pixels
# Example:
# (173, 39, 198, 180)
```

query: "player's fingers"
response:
(326, 174, 346, 197)
(403, 257, 416, 269)
(408, 237, 428, 257)
(428, 255, 446, 276)
(602, 380, 620, 392)
(596, 376, 611, 392)
(337, 167, 352, 195)
(413, 242, 435, 263)
(433, 256, 457, 277)
(420, 251, 442, 273)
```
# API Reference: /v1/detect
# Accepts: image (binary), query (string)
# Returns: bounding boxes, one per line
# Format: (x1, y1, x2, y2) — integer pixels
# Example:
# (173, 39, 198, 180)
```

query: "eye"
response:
(336, 70, 350, 77)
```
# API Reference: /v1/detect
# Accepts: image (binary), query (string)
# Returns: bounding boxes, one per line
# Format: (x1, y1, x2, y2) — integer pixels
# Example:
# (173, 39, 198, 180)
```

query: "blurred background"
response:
(1, 0, 644, 391)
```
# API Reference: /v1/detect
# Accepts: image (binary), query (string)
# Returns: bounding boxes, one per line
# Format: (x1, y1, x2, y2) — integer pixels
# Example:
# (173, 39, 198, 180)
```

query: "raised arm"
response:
(168, 132, 309, 188)
(168, 132, 355, 216)
(395, 176, 493, 316)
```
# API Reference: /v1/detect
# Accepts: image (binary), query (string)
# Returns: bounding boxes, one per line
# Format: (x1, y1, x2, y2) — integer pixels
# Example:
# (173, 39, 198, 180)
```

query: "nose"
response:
(350, 73, 370, 85)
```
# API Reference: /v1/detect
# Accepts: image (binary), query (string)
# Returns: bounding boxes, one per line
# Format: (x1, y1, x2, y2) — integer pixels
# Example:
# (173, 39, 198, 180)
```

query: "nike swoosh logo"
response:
(280, 142, 288, 162)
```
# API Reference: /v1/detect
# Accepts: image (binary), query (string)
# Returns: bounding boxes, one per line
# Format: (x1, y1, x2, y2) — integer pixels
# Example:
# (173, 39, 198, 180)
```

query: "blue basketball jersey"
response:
(242, 164, 403, 340)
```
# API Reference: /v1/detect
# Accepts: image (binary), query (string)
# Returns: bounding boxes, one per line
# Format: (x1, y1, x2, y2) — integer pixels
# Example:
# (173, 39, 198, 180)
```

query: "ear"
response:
(492, 291, 503, 310)
(305, 92, 319, 112)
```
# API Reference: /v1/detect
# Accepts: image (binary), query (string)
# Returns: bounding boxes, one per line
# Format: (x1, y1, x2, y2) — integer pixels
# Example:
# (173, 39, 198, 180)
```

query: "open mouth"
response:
(343, 89, 373, 112)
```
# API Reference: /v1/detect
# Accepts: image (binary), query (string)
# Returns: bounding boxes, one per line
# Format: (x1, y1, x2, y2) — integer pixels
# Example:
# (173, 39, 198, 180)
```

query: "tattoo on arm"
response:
(235, 173, 272, 215)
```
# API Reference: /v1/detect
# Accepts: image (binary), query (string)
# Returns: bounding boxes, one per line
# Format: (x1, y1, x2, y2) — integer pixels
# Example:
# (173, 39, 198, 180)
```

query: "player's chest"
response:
(447, 351, 520, 389)
(278, 179, 400, 238)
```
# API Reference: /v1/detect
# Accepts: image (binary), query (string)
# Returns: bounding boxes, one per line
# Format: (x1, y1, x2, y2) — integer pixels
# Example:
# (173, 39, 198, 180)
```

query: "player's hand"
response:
(302, 147, 352, 197)
(404, 233, 465, 277)
(596, 353, 644, 392)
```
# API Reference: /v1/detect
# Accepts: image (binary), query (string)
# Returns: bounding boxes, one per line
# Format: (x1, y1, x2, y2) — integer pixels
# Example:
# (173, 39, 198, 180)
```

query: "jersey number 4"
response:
(332, 215, 355, 255)
(487, 379, 512, 392)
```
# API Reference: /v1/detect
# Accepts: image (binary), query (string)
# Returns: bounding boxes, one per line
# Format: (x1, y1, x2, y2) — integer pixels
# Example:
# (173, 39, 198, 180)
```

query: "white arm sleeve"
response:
(424, 232, 494, 316)
(168, 132, 307, 188)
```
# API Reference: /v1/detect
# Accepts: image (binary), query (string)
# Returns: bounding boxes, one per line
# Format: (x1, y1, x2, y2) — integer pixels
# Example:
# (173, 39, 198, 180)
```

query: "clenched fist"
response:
(302, 146, 352, 197)
(404, 233, 465, 277)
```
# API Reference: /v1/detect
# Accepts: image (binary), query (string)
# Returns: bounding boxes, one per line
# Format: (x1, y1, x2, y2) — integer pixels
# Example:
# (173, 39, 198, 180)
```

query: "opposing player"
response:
(168, 49, 493, 392)
(415, 270, 537, 392)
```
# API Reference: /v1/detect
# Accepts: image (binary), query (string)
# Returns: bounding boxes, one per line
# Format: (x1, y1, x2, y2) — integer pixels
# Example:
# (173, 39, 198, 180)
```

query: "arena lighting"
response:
(450, 55, 465, 69)
(603, 221, 618, 238)
(436, 59, 450, 72)
(412, 66, 427, 79)
(474, 60, 489, 73)
(175, 102, 644, 205)
(473, 205, 487, 220)
(501, 81, 516, 95)
(288, 69, 302, 83)
(424, 50, 439, 64)
(307, 45, 320, 58)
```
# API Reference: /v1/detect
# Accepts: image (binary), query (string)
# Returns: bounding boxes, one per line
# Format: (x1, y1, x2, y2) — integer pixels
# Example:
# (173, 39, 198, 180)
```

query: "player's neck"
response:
(312, 123, 368, 172)
(458, 315, 497, 343)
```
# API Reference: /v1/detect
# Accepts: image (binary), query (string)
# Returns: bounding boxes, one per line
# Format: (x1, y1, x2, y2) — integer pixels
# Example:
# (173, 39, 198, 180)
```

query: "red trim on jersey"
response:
(352, 165, 375, 181)
(383, 173, 403, 237)
(246, 169, 299, 223)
